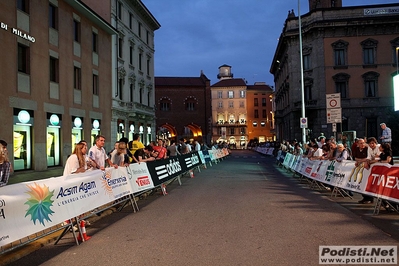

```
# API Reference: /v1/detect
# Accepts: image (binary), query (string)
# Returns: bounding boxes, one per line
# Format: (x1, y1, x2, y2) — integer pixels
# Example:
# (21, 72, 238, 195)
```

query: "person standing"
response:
(380, 123, 392, 145)
(89, 135, 117, 170)
(0, 143, 11, 187)
(167, 140, 180, 157)
(130, 134, 145, 156)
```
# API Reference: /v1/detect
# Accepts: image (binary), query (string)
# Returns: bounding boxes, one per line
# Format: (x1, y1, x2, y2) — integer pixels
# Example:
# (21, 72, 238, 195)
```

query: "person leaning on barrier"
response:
(335, 144, 349, 162)
(366, 137, 381, 166)
(63, 142, 92, 176)
(134, 145, 156, 162)
(353, 138, 373, 204)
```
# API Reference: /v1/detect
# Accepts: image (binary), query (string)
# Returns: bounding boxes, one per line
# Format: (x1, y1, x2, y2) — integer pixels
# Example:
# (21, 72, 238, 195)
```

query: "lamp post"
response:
(298, 0, 306, 144)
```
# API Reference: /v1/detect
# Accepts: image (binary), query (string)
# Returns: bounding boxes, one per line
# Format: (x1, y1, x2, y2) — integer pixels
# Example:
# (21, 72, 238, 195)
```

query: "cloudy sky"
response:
(142, 0, 394, 87)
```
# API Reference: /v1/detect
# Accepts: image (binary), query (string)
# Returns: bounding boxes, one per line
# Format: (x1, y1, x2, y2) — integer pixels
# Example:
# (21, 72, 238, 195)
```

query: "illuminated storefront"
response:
(13, 109, 33, 171)
(46, 113, 61, 167)
(91, 119, 101, 146)
(72, 117, 83, 152)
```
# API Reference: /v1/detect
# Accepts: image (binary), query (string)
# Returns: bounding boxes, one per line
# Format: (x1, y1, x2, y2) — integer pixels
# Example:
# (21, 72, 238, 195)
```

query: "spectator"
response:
(63, 142, 90, 176)
(134, 145, 156, 162)
(367, 137, 381, 165)
(153, 139, 167, 160)
(110, 142, 131, 166)
(167, 140, 180, 157)
(0, 142, 11, 187)
(130, 134, 145, 156)
(335, 144, 349, 162)
(119, 137, 134, 164)
(352, 138, 373, 204)
(89, 135, 118, 170)
(194, 140, 201, 152)
(179, 138, 189, 154)
(380, 123, 392, 145)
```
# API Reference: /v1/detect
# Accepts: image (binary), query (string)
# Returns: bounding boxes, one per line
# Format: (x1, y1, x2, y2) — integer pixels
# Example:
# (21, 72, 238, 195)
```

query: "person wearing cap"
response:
(380, 123, 392, 145)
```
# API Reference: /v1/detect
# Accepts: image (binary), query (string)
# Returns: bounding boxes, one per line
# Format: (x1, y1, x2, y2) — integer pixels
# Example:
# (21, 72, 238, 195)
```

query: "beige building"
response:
(270, 1, 399, 145)
(211, 65, 248, 147)
(0, 0, 116, 171)
(84, 0, 160, 145)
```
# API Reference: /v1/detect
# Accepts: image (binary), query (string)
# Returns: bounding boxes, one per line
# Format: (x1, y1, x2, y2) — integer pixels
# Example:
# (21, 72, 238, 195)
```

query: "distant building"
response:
(155, 72, 212, 144)
(84, 0, 160, 145)
(0, 0, 116, 171)
(246, 83, 275, 143)
(211, 65, 248, 147)
(270, 1, 399, 144)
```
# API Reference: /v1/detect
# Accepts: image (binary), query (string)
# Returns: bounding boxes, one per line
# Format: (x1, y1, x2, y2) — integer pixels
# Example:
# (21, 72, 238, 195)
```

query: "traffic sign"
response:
(326, 93, 341, 109)
(327, 108, 342, 123)
(300, 117, 308, 128)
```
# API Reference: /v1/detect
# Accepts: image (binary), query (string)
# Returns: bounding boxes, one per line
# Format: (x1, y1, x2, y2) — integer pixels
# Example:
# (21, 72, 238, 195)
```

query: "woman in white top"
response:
(63, 142, 91, 176)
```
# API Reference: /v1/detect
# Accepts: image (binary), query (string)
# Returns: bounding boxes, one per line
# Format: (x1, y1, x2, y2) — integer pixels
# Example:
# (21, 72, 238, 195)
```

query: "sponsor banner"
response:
(126, 163, 154, 193)
(182, 152, 202, 170)
(365, 164, 399, 202)
(198, 150, 207, 164)
(146, 157, 184, 186)
(0, 167, 133, 246)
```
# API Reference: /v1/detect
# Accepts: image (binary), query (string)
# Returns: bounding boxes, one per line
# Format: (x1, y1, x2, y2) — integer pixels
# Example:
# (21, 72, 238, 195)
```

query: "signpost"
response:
(326, 93, 342, 139)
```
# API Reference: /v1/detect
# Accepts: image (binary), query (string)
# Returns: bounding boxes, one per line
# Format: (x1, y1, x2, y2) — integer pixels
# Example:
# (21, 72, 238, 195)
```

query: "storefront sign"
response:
(1, 21, 36, 43)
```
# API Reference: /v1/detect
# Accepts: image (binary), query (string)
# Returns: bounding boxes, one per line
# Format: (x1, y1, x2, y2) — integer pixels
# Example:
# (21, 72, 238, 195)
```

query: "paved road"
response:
(7, 150, 399, 265)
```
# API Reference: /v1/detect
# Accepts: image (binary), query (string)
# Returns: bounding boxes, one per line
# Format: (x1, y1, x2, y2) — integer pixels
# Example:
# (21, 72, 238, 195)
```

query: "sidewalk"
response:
(7, 167, 64, 185)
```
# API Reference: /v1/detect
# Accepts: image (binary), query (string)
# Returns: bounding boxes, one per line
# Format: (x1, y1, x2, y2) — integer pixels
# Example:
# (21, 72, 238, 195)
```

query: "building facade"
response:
(246, 83, 275, 143)
(84, 0, 160, 145)
(0, 0, 116, 171)
(211, 65, 248, 147)
(155, 72, 212, 144)
(270, 1, 399, 145)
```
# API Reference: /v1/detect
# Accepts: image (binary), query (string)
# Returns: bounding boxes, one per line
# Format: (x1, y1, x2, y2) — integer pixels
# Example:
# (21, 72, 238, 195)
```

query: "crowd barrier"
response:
(0, 149, 229, 252)
(254, 147, 399, 209)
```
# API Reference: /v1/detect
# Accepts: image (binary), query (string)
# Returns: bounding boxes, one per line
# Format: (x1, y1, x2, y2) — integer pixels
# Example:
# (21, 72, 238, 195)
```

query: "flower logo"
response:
(24, 183, 55, 226)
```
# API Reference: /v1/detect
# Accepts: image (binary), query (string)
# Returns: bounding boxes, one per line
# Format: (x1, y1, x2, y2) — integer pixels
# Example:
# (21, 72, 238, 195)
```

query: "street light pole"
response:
(298, 0, 306, 145)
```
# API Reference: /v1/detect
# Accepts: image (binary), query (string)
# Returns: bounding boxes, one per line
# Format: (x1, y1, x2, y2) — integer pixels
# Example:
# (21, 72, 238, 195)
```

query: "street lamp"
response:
(298, 0, 306, 144)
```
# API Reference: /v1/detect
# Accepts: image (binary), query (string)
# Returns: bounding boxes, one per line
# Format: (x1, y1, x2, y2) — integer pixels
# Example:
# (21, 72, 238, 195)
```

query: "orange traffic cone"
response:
(161, 183, 168, 195)
(189, 170, 194, 178)
(77, 220, 91, 242)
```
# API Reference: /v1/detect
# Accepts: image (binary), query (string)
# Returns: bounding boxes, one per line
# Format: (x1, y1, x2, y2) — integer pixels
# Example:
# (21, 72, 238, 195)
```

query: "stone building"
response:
(270, 0, 399, 144)
(211, 65, 248, 146)
(83, 0, 160, 145)
(0, 0, 116, 171)
(154, 72, 212, 145)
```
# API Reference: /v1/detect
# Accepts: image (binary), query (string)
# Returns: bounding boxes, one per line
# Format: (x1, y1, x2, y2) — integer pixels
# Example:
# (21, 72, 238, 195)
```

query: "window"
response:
(228, 91, 234, 98)
(49, 4, 57, 29)
(73, 20, 80, 43)
(118, 37, 123, 58)
(118, 79, 123, 100)
(240, 118, 245, 124)
(92, 32, 98, 53)
(333, 73, 350, 99)
(362, 71, 379, 98)
(254, 110, 259, 118)
(254, 98, 258, 106)
(218, 102, 223, 108)
(262, 110, 267, 118)
(139, 53, 142, 70)
(17, 0, 29, 13)
(240, 90, 245, 98)
(160, 102, 170, 111)
(361, 38, 378, 66)
(117, 2, 122, 19)
(253, 121, 258, 127)
(304, 85, 312, 101)
(18, 43, 30, 74)
(139, 88, 143, 104)
(261, 121, 266, 127)
(218, 91, 222, 98)
(230, 128, 235, 135)
(332, 40, 348, 67)
(229, 115, 235, 124)
(239, 101, 244, 108)
(93, 74, 99, 95)
(147, 58, 150, 75)
(73, 66, 81, 90)
(138, 22, 142, 38)
(129, 83, 134, 102)
(129, 13, 133, 29)
(303, 54, 311, 70)
(147, 91, 150, 106)
(49, 57, 58, 82)
(186, 102, 195, 111)
(129, 46, 134, 65)
(146, 30, 149, 44)
(229, 101, 233, 108)
(262, 98, 266, 107)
